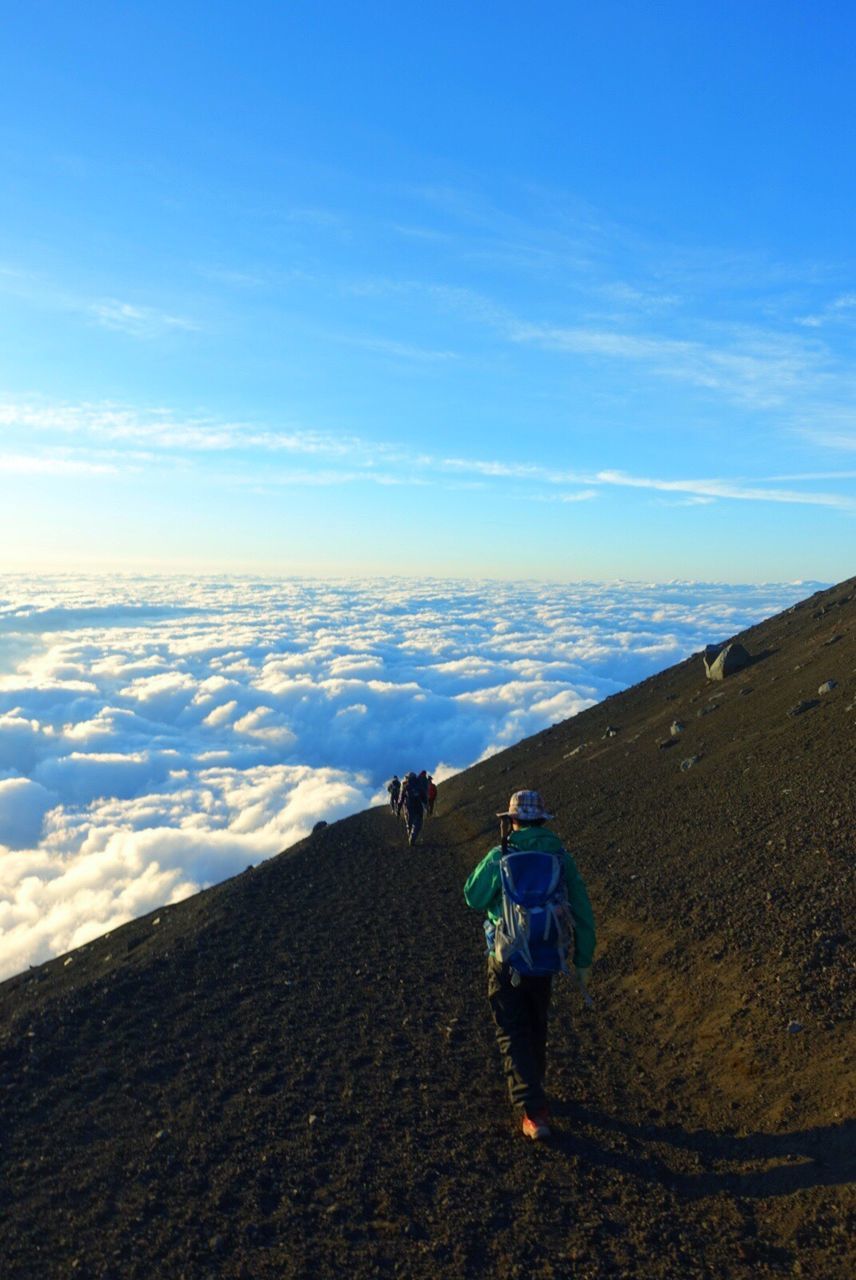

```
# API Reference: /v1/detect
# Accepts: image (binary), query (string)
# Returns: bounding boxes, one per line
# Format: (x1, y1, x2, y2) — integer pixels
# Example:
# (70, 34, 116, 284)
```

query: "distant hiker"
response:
(417, 769, 430, 807)
(387, 774, 401, 813)
(427, 774, 437, 816)
(463, 789, 596, 1141)
(399, 771, 425, 845)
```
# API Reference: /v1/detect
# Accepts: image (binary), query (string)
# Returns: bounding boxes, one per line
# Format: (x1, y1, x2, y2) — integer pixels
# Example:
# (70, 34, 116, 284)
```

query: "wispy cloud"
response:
(511, 322, 823, 410)
(795, 292, 856, 328)
(241, 468, 420, 488)
(1, 398, 853, 510)
(0, 403, 364, 458)
(535, 490, 599, 504)
(340, 334, 460, 362)
(389, 223, 454, 243)
(195, 265, 269, 289)
(88, 299, 199, 337)
(791, 407, 856, 453)
(0, 264, 199, 339)
(594, 469, 855, 510)
(0, 453, 119, 476)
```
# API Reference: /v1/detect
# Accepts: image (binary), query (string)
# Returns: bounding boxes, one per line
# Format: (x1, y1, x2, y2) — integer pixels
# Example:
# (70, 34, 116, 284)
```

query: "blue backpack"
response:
(493, 849, 574, 977)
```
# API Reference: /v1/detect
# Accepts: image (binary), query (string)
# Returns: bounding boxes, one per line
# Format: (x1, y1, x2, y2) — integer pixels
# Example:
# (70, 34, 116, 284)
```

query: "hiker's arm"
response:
(564, 855, 596, 969)
(463, 847, 501, 912)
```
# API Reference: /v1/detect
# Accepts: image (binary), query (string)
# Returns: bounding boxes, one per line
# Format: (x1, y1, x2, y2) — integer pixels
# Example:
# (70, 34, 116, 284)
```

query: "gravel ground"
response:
(0, 578, 853, 1278)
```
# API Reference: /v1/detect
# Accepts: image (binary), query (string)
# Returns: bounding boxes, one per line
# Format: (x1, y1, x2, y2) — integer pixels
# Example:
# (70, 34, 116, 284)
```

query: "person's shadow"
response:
(549, 1102, 855, 1199)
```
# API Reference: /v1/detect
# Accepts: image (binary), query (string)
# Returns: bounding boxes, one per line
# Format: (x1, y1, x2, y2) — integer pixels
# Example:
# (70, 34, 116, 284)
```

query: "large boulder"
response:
(703, 641, 752, 681)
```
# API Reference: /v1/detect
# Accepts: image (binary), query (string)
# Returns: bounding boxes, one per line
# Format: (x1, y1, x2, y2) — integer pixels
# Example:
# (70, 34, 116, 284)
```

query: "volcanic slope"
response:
(1, 579, 854, 1280)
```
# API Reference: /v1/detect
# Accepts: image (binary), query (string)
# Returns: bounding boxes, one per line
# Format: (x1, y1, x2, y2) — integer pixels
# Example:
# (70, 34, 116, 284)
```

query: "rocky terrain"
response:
(0, 578, 853, 1278)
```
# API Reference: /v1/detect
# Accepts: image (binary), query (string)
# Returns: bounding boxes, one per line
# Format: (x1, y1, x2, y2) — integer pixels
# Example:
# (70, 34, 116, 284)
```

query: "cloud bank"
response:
(0, 576, 818, 979)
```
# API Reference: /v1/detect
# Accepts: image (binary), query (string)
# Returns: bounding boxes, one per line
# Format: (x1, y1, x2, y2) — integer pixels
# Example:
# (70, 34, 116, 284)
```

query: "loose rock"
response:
(703, 642, 752, 681)
(788, 700, 819, 717)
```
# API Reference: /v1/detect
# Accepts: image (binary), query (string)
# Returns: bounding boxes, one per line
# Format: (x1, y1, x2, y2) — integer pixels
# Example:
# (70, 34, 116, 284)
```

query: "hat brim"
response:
(496, 808, 554, 820)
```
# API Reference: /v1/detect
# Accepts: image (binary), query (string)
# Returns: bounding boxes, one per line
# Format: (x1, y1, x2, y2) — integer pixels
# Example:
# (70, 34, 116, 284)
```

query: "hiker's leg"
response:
(526, 976, 552, 1082)
(487, 957, 547, 1113)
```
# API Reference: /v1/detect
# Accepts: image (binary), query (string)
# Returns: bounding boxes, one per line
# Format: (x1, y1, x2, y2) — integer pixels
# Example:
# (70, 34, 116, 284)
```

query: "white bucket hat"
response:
(496, 789, 554, 821)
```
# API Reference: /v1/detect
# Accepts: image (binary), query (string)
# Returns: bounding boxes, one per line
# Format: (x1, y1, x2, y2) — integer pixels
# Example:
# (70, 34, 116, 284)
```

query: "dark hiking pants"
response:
(487, 956, 552, 1113)
(405, 801, 423, 842)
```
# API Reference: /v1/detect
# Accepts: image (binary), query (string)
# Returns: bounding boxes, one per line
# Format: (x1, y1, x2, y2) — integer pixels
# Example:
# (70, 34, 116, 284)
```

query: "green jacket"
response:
(463, 825, 596, 969)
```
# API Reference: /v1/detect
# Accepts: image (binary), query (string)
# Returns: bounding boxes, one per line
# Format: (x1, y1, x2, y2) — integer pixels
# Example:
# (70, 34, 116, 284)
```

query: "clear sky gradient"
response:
(1, 1, 854, 579)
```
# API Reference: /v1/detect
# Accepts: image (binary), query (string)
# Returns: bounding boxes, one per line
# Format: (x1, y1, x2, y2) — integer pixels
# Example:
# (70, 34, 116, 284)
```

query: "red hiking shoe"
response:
(521, 1108, 551, 1140)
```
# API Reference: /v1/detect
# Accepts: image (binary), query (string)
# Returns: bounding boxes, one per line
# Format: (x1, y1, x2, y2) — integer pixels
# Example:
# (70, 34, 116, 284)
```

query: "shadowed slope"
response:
(1, 578, 853, 1278)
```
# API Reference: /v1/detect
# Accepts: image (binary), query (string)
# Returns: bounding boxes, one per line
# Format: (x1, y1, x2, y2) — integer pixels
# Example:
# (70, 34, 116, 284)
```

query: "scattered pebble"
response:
(817, 680, 837, 695)
(670, 720, 685, 736)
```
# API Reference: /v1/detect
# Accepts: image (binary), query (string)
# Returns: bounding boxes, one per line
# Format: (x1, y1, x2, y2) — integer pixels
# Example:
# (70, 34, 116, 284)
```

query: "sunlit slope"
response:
(1, 577, 853, 1280)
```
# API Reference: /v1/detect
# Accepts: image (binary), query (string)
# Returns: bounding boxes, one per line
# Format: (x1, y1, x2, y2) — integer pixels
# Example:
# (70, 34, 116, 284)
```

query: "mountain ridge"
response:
(1, 577, 853, 1278)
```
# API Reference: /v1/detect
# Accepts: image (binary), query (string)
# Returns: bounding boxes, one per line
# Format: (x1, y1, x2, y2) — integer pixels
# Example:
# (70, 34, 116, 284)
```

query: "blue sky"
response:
(1, 1, 854, 579)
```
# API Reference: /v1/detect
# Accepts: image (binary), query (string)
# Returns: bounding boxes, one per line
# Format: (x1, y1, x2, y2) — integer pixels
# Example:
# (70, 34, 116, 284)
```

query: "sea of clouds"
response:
(0, 576, 819, 979)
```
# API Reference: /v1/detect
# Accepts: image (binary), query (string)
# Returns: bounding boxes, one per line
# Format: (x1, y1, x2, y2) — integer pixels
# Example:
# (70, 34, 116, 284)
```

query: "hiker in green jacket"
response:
(463, 789, 596, 1140)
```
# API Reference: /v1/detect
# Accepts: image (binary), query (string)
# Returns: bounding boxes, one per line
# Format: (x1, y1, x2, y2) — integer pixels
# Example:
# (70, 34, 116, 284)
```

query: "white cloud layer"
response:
(0, 575, 818, 979)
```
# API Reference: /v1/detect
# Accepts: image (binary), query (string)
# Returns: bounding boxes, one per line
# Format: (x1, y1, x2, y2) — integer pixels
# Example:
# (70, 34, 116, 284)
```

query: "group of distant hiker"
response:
(386, 770, 437, 845)
(385, 768, 596, 1141)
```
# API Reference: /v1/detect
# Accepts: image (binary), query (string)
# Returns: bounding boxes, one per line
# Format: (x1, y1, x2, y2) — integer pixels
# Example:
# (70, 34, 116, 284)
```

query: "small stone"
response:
(787, 1021, 804, 1034)
(817, 680, 837, 695)
(308, 1113, 318, 1125)
(64, 957, 73, 966)
(152, 918, 161, 926)
(680, 756, 701, 771)
(603, 726, 619, 738)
